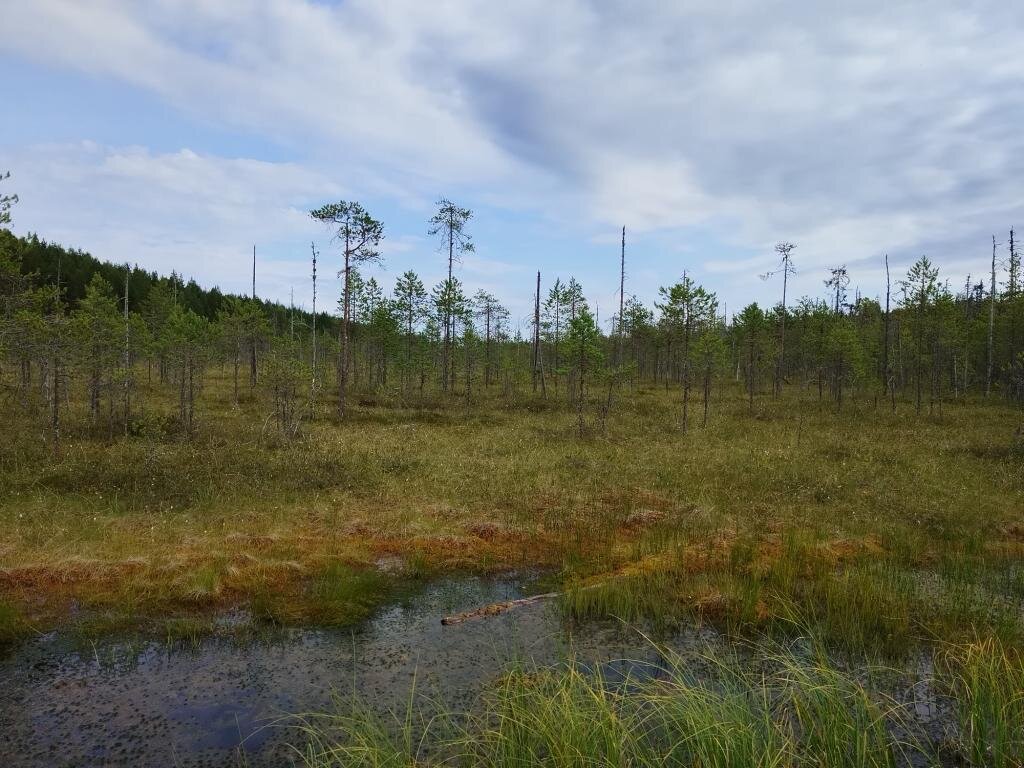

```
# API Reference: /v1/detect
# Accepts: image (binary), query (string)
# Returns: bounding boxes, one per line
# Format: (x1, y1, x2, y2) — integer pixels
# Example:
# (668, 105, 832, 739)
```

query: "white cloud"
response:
(5, 142, 339, 298)
(4, 0, 1024, 310)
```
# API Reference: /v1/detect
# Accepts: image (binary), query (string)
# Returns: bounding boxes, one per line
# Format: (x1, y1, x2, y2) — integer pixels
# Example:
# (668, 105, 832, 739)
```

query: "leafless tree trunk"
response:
(701, 362, 711, 428)
(766, 242, 795, 397)
(123, 264, 131, 436)
(484, 304, 493, 387)
(310, 242, 318, 418)
(442, 226, 454, 392)
(884, 254, 895, 411)
(681, 309, 692, 433)
(748, 339, 756, 414)
(987, 235, 996, 398)
(250, 245, 258, 387)
(532, 271, 546, 397)
(1009, 228, 1019, 394)
(51, 353, 60, 458)
(617, 225, 625, 366)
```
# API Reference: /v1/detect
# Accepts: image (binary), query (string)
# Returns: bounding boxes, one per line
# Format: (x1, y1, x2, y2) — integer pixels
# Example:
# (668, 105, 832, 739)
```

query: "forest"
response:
(2, 188, 1024, 767)
(2, 197, 1023, 446)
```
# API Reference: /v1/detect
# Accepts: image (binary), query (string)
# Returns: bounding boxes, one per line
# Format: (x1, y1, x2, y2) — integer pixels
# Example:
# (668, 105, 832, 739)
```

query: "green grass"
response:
(0, 599, 26, 646)
(308, 562, 392, 625)
(162, 616, 215, 648)
(942, 640, 1024, 767)
(288, 638, 1024, 766)
(562, 528, 1024, 660)
(287, 644, 928, 767)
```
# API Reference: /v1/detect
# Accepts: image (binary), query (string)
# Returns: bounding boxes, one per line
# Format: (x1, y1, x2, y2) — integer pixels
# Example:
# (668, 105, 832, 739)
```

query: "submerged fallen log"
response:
(441, 591, 560, 625)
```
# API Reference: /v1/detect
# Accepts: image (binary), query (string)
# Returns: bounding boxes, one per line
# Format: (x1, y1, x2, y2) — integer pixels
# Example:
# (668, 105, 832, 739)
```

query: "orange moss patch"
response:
(0, 558, 148, 590)
(817, 535, 885, 563)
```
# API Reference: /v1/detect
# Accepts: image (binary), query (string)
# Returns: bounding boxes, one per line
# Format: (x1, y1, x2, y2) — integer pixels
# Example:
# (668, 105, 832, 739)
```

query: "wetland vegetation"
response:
(1, 196, 1023, 765)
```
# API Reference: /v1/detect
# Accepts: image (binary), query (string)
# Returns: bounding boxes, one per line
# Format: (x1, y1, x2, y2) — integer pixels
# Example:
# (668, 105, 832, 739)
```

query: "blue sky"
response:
(3, 1, 1023, 328)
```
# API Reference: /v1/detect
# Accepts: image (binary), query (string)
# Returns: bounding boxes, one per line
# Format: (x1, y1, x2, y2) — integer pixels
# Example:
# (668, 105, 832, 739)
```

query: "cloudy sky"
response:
(2, 1, 1022, 329)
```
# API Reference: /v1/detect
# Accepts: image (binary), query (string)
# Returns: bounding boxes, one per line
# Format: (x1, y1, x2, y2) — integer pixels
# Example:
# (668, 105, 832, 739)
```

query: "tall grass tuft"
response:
(777, 652, 904, 767)
(942, 639, 1024, 767)
(289, 646, 923, 767)
(0, 599, 26, 645)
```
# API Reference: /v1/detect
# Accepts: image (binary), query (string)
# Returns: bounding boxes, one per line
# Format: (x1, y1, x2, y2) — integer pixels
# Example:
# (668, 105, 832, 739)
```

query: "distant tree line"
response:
(1, 185, 1022, 451)
(1, 230, 333, 334)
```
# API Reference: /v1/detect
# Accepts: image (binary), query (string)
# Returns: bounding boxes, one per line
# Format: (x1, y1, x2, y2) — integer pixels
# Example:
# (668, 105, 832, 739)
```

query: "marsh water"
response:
(1, 573, 966, 768)
(0, 576, 725, 767)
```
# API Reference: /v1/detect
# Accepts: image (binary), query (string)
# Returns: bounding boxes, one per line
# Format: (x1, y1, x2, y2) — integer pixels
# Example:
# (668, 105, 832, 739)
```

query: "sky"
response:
(2, 1, 1023, 332)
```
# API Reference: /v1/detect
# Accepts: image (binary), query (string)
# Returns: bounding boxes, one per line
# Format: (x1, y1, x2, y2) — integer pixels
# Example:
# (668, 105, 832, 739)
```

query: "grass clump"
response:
(941, 639, 1024, 768)
(780, 655, 901, 768)
(0, 599, 26, 646)
(287, 645, 923, 767)
(308, 562, 391, 625)
(561, 528, 1024, 661)
(163, 616, 215, 648)
(250, 562, 393, 627)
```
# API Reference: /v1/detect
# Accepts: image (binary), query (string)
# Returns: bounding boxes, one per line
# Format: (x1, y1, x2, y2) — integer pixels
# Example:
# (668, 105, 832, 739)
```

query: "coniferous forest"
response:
(4, 208, 1023, 448)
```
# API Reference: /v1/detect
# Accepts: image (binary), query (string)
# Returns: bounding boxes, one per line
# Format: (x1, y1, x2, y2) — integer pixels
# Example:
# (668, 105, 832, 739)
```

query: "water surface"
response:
(0, 576, 702, 767)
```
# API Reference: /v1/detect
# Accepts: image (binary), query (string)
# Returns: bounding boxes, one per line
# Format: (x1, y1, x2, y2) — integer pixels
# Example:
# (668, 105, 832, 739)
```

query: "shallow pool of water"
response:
(0, 576, 713, 767)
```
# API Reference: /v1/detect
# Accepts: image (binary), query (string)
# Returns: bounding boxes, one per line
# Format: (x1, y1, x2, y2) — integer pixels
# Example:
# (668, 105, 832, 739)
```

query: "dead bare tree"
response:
(532, 271, 546, 397)
(987, 235, 997, 398)
(1008, 228, 1020, 394)
(250, 245, 258, 387)
(310, 241, 318, 418)
(123, 263, 131, 436)
(884, 254, 895, 411)
(617, 225, 626, 365)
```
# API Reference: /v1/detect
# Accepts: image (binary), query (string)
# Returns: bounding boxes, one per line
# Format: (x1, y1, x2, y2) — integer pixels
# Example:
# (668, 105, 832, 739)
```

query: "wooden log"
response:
(441, 592, 560, 625)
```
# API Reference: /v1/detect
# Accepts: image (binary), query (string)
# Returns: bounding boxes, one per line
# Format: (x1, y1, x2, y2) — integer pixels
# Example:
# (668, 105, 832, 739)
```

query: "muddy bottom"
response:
(0, 576, 718, 767)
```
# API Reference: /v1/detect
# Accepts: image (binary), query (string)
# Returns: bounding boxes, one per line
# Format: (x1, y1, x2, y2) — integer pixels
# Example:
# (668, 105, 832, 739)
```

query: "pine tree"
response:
(310, 201, 384, 418)
(393, 271, 428, 393)
(565, 304, 603, 436)
(657, 276, 717, 431)
(0, 171, 17, 227)
(900, 257, 940, 413)
(72, 274, 122, 425)
(735, 304, 767, 414)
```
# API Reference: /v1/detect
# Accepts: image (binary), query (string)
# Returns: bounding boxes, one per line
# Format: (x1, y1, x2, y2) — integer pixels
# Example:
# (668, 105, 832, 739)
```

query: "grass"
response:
(250, 561, 395, 626)
(286, 637, 1024, 766)
(562, 528, 1023, 659)
(0, 599, 25, 646)
(1, 370, 1021, 762)
(162, 616, 215, 648)
(0, 370, 1022, 650)
(941, 639, 1024, 767)
(286, 643, 927, 767)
